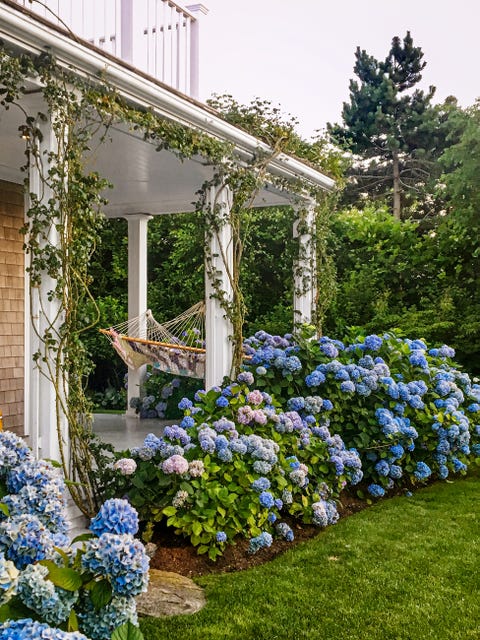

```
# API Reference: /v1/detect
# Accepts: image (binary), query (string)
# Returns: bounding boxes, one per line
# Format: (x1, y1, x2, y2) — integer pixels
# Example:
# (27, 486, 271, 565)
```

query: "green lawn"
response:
(140, 475, 480, 640)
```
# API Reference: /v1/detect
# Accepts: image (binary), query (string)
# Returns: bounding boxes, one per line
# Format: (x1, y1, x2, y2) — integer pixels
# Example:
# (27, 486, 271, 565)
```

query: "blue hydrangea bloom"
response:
(367, 484, 385, 498)
(259, 492, 275, 509)
(305, 371, 326, 387)
(364, 335, 383, 351)
(0, 619, 89, 640)
(178, 397, 193, 410)
(322, 399, 334, 411)
(251, 477, 271, 493)
(90, 499, 139, 537)
(82, 533, 149, 597)
(275, 522, 294, 542)
(374, 460, 390, 477)
(215, 396, 229, 408)
(248, 532, 273, 553)
(414, 461, 432, 481)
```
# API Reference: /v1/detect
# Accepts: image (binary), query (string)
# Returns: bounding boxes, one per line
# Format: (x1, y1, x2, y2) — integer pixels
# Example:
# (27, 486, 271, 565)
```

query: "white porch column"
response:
(126, 213, 152, 416)
(26, 115, 66, 462)
(293, 201, 317, 326)
(205, 184, 233, 389)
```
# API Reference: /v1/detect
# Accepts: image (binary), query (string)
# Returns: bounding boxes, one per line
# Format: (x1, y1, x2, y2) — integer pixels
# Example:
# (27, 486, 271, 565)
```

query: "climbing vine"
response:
(0, 42, 336, 512)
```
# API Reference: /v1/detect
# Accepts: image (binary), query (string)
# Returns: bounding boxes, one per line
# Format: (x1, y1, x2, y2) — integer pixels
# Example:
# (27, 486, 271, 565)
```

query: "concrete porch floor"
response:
(92, 412, 172, 451)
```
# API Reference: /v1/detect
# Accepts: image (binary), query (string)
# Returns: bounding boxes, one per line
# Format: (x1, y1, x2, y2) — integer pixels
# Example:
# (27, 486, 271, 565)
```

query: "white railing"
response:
(11, 0, 206, 97)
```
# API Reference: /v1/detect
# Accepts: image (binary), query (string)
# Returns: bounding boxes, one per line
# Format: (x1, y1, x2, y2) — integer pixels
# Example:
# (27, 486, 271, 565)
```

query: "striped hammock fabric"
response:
(100, 303, 206, 379)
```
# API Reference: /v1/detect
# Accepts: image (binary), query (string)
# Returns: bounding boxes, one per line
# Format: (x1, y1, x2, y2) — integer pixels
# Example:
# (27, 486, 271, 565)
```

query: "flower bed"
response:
(106, 376, 362, 561)
(105, 327, 480, 562)
(0, 432, 149, 640)
(243, 327, 480, 496)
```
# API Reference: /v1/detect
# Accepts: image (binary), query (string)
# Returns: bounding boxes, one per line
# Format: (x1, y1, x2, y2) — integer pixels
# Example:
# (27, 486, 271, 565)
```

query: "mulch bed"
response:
(149, 492, 368, 577)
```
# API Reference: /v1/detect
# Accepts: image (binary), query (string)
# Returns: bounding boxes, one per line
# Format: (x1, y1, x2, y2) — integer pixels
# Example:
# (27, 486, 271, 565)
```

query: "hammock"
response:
(100, 302, 206, 379)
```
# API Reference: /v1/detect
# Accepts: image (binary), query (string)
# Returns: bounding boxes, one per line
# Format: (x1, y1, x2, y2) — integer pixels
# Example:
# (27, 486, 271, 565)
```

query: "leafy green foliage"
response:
(325, 191, 480, 374)
(208, 95, 346, 181)
(112, 621, 145, 640)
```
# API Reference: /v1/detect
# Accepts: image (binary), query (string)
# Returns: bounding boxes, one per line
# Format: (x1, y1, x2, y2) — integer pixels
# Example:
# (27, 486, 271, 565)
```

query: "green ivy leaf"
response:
(0, 503, 9, 517)
(162, 506, 177, 517)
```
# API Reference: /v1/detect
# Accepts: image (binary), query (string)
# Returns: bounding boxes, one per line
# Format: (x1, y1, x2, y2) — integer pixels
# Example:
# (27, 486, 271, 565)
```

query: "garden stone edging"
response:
(136, 569, 206, 617)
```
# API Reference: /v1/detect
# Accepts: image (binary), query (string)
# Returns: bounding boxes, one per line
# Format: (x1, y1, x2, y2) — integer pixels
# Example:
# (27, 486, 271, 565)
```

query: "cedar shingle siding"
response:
(0, 180, 25, 435)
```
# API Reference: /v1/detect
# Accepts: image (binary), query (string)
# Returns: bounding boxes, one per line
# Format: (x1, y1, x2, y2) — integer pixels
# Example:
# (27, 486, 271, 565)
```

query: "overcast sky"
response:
(197, 0, 479, 139)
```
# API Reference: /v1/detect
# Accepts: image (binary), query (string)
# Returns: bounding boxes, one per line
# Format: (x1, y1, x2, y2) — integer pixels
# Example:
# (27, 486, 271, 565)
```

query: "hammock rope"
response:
(100, 302, 206, 378)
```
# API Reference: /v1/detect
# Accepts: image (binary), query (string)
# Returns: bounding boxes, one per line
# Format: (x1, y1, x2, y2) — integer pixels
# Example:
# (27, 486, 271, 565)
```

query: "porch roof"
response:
(0, 0, 335, 215)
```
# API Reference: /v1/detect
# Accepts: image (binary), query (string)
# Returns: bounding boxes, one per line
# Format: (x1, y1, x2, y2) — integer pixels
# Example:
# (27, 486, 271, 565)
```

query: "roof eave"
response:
(0, 1, 335, 193)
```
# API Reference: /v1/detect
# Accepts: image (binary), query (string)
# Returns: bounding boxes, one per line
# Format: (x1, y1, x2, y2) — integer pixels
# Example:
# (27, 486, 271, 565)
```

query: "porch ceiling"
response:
(0, 93, 299, 218)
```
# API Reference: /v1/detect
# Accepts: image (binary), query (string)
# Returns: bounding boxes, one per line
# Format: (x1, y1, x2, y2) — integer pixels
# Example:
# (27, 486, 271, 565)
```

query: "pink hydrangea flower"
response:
(246, 390, 264, 406)
(252, 409, 267, 425)
(162, 454, 189, 475)
(113, 458, 137, 475)
(188, 460, 205, 478)
(237, 406, 254, 424)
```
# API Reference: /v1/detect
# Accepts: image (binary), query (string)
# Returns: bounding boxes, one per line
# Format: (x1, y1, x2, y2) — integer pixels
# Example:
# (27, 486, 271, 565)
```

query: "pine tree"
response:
(329, 32, 451, 220)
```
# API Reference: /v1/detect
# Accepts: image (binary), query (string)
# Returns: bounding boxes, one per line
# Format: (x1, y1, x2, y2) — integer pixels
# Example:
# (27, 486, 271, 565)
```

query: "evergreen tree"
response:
(329, 32, 453, 220)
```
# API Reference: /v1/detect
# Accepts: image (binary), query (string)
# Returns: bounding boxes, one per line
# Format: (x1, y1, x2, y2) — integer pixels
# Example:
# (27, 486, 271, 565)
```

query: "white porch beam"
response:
(126, 213, 152, 416)
(293, 202, 317, 326)
(205, 184, 233, 389)
(26, 115, 66, 462)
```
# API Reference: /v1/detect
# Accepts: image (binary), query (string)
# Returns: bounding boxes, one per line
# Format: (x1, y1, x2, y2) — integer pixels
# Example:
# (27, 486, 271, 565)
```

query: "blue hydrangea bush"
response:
(243, 327, 480, 498)
(107, 376, 362, 560)
(0, 432, 148, 640)
(129, 369, 201, 419)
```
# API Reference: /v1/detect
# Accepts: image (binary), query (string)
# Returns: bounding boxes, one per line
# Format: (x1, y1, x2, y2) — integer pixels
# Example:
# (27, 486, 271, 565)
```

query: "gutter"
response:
(0, 1, 335, 192)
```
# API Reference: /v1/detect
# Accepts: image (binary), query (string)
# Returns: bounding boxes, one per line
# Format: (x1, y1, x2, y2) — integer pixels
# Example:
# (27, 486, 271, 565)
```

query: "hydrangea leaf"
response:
(111, 621, 145, 640)
(68, 609, 79, 632)
(71, 532, 95, 544)
(0, 599, 33, 622)
(90, 578, 113, 610)
(39, 560, 83, 591)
